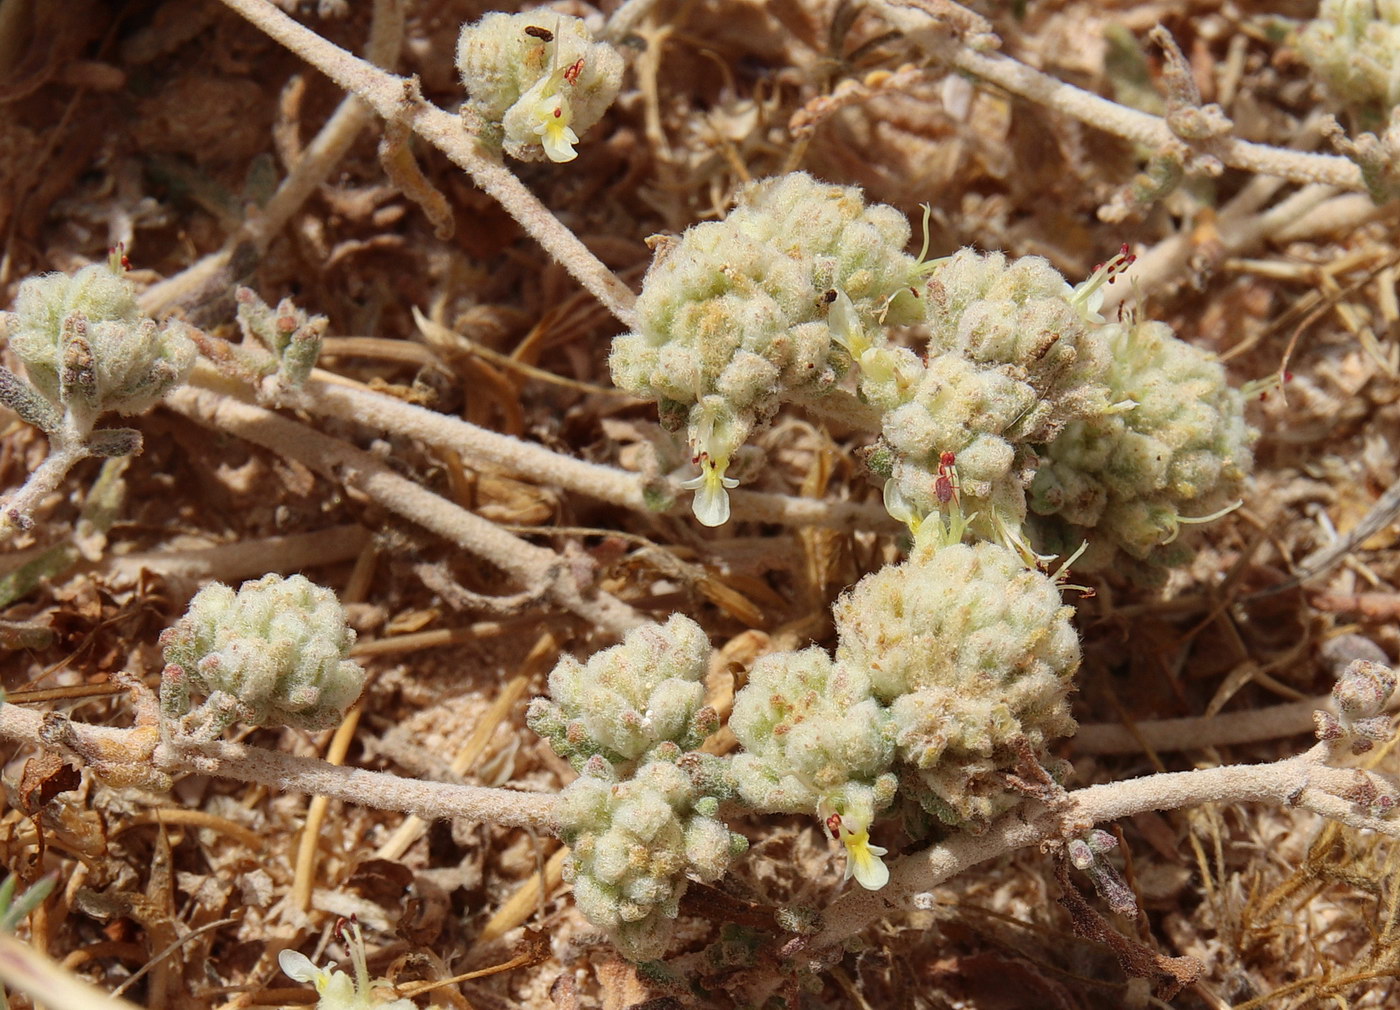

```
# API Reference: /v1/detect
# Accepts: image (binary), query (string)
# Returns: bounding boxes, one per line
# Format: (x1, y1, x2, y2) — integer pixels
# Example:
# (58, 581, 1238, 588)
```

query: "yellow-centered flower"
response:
(681, 453, 739, 527)
(279, 921, 414, 1010)
(530, 69, 580, 163)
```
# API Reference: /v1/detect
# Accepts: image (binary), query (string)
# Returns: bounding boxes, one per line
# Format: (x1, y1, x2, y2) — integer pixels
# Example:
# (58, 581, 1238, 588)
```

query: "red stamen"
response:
(825, 813, 843, 839)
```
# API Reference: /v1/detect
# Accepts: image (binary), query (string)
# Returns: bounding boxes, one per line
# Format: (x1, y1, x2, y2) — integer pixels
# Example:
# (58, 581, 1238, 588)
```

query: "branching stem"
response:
(876, 1, 1366, 192)
(165, 376, 646, 636)
(810, 746, 1400, 951)
(3, 701, 1393, 953)
(0, 407, 97, 538)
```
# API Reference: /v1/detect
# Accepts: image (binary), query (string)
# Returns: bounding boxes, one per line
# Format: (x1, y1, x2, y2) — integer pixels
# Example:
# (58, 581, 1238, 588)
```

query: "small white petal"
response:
(541, 124, 579, 163)
(691, 476, 732, 527)
(848, 843, 890, 891)
(278, 949, 321, 985)
(882, 478, 918, 527)
(829, 291, 862, 353)
(853, 857, 890, 890)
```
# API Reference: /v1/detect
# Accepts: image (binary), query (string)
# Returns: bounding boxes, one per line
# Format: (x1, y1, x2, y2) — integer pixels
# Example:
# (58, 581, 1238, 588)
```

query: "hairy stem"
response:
(213, 0, 638, 327)
(0, 702, 554, 830)
(100, 525, 371, 590)
(291, 375, 897, 532)
(810, 747, 1400, 951)
(166, 376, 645, 636)
(0, 408, 97, 539)
(875, 1, 1365, 192)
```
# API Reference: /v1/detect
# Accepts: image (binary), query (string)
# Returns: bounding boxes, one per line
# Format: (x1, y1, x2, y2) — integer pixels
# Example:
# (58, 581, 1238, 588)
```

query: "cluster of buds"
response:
(833, 532, 1080, 827)
(557, 751, 746, 961)
(868, 247, 1122, 554)
(611, 172, 926, 525)
(1029, 317, 1255, 573)
(526, 615, 717, 772)
(1066, 829, 1137, 917)
(728, 648, 898, 889)
(0, 250, 197, 534)
(2, 250, 195, 424)
(1315, 658, 1397, 754)
(534, 617, 747, 957)
(233, 287, 328, 389)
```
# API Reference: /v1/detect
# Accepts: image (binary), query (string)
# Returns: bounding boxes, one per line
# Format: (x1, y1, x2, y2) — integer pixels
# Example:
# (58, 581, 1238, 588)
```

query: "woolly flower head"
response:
(922, 248, 1113, 431)
(728, 647, 897, 887)
(1300, 0, 1400, 125)
(456, 11, 622, 163)
(865, 247, 1124, 550)
(527, 614, 717, 772)
(558, 754, 747, 960)
(159, 573, 365, 738)
(611, 172, 925, 525)
(1029, 318, 1255, 572)
(876, 351, 1047, 544)
(833, 535, 1080, 826)
(3, 253, 194, 417)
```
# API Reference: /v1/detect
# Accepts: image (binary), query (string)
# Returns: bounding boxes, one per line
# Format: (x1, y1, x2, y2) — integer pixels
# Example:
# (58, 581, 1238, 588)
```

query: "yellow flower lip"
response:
(841, 825, 890, 890)
(530, 68, 580, 163)
(826, 810, 890, 890)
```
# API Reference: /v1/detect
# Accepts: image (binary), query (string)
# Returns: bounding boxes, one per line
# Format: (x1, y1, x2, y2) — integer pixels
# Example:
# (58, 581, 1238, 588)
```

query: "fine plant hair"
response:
(3, 0, 1400, 1005)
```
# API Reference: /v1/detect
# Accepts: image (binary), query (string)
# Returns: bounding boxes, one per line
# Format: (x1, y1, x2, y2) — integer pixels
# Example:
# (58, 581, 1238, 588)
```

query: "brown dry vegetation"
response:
(2, 1, 1400, 1008)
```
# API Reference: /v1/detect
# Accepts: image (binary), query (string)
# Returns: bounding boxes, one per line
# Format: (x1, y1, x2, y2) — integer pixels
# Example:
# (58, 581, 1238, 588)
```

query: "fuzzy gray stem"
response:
(0, 702, 555, 830)
(294, 376, 896, 532)
(809, 749, 1400, 952)
(165, 378, 646, 635)
(876, 1, 1366, 191)
(213, 0, 638, 327)
(0, 407, 96, 538)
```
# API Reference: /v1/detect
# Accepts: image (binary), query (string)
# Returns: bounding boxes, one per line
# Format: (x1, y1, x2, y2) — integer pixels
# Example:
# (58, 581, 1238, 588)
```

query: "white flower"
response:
(279, 922, 414, 1010)
(1066, 244, 1135, 324)
(828, 291, 871, 359)
(882, 478, 922, 534)
(681, 455, 739, 527)
(682, 397, 746, 527)
(827, 809, 890, 890)
(526, 69, 579, 163)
